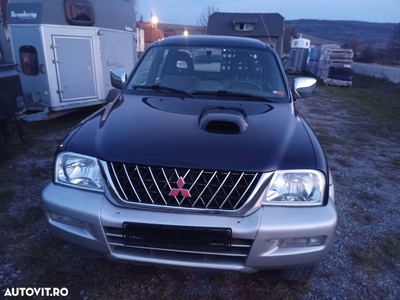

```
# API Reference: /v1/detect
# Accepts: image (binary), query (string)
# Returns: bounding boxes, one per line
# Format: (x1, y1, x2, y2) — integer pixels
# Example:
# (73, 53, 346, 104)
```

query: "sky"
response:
(136, 0, 400, 25)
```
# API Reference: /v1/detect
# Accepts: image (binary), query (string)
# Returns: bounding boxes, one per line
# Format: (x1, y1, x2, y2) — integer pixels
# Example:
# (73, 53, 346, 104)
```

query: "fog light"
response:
(49, 212, 86, 228)
(308, 236, 325, 246)
(277, 236, 325, 247)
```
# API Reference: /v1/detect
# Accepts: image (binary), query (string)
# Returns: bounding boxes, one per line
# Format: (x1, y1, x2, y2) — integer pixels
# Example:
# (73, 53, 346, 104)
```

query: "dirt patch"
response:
(1, 83, 400, 299)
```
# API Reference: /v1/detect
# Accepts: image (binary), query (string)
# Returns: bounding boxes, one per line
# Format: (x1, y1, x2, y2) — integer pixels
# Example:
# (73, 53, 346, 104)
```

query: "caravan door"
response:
(52, 36, 98, 102)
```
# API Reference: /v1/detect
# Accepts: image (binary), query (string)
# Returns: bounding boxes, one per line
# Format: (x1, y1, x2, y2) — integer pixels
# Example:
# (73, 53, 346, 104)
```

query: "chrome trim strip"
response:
(220, 172, 244, 209)
(161, 167, 176, 203)
(187, 170, 205, 207)
(193, 171, 218, 208)
(205, 171, 231, 209)
(110, 162, 128, 200)
(148, 166, 168, 205)
(123, 164, 141, 202)
(136, 165, 154, 204)
(234, 173, 260, 209)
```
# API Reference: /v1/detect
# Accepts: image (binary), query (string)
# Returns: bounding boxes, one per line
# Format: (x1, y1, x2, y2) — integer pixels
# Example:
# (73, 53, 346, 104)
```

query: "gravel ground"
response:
(294, 86, 400, 299)
(1, 82, 400, 299)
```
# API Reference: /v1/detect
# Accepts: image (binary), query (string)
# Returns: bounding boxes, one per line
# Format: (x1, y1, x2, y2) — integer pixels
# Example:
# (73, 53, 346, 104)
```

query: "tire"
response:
(278, 263, 319, 281)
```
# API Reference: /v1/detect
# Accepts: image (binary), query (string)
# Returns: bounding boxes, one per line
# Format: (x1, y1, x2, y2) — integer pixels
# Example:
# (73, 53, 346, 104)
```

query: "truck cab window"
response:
(19, 46, 39, 76)
(64, 0, 94, 26)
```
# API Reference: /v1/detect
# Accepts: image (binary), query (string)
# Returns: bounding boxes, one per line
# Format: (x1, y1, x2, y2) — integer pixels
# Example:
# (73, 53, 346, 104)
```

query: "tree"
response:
(388, 23, 400, 64)
(360, 44, 375, 63)
(350, 38, 360, 59)
(197, 5, 219, 34)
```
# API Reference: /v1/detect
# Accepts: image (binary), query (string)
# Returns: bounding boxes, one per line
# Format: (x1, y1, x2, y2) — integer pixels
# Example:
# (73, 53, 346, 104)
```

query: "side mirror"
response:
(110, 69, 127, 90)
(292, 77, 317, 100)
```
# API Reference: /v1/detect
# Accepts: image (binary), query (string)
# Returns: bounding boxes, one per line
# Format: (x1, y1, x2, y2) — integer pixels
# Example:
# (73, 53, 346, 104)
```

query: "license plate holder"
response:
(123, 222, 232, 252)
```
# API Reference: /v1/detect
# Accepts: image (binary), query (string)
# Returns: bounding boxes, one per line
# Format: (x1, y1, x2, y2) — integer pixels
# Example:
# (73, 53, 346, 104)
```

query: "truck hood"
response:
(64, 95, 317, 172)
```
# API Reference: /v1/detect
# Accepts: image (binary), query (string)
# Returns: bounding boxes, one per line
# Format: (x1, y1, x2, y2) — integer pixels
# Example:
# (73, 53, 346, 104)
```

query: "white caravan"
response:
(288, 36, 310, 74)
(6, 0, 137, 121)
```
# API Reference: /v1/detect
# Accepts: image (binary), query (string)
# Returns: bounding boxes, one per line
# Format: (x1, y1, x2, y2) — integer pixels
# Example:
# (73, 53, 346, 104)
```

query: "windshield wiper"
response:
(192, 89, 275, 102)
(133, 84, 195, 98)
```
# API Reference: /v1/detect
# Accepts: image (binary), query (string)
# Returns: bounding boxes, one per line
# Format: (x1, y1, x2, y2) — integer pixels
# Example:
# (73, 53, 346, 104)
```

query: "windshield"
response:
(127, 45, 288, 102)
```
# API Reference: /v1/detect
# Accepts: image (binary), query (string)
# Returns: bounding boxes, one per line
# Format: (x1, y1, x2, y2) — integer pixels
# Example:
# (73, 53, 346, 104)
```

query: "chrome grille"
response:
(106, 163, 261, 211)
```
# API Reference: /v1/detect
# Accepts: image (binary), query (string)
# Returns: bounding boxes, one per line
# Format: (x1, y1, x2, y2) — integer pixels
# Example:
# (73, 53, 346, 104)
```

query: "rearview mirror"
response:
(110, 69, 127, 90)
(292, 77, 317, 100)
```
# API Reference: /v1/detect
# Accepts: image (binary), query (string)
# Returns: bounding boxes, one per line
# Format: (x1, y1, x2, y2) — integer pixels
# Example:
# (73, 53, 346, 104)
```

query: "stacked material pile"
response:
(321, 48, 354, 86)
(308, 44, 340, 78)
(308, 44, 353, 87)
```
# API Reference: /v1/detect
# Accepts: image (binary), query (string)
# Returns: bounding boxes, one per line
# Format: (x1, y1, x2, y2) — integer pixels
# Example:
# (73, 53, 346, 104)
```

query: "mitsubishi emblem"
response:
(169, 177, 191, 197)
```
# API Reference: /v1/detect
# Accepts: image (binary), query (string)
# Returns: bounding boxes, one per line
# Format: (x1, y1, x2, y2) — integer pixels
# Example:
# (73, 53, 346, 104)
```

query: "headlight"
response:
(55, 152, 103, 191)
(263, 170, 325, 206)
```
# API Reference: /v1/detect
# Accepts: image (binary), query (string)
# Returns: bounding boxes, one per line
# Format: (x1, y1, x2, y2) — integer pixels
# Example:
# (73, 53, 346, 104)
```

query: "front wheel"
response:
(278, 263, 319, 281)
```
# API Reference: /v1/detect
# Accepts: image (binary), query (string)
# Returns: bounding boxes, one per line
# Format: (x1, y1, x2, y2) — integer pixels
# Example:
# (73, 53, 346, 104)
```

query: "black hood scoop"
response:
(199, 107, 248, 134)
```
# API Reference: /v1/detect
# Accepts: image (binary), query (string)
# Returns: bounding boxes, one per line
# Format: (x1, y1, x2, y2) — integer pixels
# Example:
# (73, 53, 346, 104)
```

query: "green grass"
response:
(319, 74, 400, 124)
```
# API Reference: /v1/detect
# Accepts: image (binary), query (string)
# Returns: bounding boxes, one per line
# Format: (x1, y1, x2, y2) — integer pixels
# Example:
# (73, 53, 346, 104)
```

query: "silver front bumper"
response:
(42, 182, 337, 273)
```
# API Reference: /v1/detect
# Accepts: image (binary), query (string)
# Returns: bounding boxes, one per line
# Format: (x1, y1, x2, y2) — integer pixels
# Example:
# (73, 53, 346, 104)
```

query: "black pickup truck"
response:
(42, 35, 337, 280)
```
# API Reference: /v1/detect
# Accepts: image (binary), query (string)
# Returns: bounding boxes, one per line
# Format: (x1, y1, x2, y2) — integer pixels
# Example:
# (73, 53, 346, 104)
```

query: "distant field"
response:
(285, 19, 396, 49)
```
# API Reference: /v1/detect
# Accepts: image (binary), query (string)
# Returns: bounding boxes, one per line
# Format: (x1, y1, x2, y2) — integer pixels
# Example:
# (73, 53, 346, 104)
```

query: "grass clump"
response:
(350, 234, 400, 277)
(319, 74, 400, 124)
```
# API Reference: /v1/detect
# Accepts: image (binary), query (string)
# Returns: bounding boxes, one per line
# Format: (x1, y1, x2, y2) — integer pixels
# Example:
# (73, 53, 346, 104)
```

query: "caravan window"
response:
(19, 46, 39, 76)
(64, 0, 95, 26)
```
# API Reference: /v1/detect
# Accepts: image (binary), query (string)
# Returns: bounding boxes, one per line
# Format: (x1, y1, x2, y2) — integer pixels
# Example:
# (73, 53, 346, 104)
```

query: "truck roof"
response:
(153, 35, 272, 50)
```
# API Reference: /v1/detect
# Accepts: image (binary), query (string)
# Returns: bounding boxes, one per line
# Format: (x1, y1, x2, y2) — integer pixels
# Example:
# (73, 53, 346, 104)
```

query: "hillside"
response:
(284, 19, 397, 50)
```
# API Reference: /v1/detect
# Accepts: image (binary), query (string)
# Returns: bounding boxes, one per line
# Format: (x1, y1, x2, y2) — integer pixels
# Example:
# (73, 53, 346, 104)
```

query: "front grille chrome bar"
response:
(104, 162, 263, 212)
